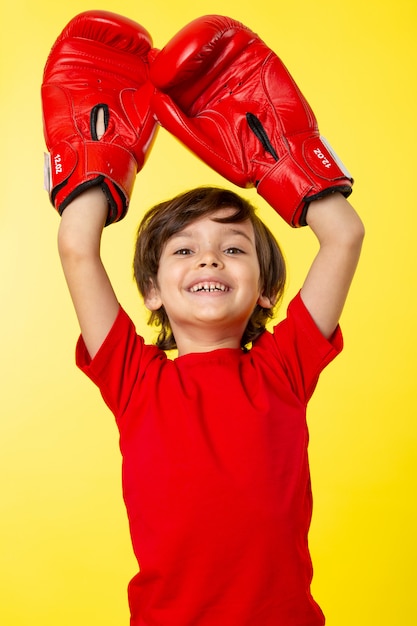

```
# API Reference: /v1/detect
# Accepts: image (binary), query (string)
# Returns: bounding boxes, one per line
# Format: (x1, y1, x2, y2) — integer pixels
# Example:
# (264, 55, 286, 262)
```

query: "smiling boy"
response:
(43, 10, 364, 626)
(142, 212, 275, 354)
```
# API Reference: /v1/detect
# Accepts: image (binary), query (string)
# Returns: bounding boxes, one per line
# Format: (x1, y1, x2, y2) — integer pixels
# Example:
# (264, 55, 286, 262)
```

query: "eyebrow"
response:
(225, 227, 254, 243)
(170, 226, 254, 243)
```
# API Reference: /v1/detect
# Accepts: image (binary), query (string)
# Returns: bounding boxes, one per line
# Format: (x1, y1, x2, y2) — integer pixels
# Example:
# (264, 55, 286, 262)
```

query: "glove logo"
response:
(313, 147, 332, 169)
(54, 154, 63, 175)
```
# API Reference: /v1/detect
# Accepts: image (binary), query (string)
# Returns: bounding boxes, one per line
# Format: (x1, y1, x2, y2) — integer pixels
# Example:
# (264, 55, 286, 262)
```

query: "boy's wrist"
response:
(58, 186, 109, 252)
(63, 186, 108, 220)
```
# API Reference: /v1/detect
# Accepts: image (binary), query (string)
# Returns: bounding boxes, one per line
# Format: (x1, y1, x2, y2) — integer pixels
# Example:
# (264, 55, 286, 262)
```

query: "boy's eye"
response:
(174, 248, 193, 255)
(225, 247, 244, 254)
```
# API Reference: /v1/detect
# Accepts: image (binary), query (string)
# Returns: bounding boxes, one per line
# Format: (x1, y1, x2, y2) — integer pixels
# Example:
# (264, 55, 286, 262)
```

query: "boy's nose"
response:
(199, 260, 220, 267)
(197, 248, 224, 268)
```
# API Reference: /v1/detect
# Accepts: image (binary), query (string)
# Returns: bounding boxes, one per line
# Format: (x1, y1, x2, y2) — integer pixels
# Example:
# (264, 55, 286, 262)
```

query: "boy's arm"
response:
(300, 192, 365, 338)
(58, 188, 120, 359)
(42, 11, 157, 359)
(147, 16, 363, 340)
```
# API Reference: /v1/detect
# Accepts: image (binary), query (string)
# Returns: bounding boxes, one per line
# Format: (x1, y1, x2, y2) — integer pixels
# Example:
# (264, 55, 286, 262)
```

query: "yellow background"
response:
(1, 0, 416, 624)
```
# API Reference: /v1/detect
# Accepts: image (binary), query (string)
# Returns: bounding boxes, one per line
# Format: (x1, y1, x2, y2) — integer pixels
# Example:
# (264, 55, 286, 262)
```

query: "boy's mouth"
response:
(189, 282, 229, 293)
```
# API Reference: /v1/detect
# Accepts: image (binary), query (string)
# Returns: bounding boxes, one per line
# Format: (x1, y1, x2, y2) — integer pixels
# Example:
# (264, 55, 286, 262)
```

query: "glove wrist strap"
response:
(46, 141, 137, 224)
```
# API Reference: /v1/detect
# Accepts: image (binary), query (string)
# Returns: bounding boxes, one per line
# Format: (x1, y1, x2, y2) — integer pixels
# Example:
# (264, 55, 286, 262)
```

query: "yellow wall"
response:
(1, 0, 416, 623)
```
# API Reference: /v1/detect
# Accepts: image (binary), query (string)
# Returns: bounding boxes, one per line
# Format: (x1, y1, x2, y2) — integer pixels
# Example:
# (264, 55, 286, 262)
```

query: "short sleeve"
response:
(256, 292, 343, 403)
(76, 306, 164, 417)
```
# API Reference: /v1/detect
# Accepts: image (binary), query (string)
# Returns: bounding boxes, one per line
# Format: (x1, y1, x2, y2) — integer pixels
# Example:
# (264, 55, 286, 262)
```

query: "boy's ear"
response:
(257, 292, 275, 309)
(144, 282, 162, 311)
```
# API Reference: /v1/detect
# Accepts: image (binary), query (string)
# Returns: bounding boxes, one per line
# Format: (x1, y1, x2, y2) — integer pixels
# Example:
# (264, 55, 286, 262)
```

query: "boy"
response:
(42, 11, 364, 626)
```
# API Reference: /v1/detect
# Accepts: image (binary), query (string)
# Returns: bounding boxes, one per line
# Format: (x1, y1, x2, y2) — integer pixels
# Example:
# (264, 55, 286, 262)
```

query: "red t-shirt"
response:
(76, 292, 343, 626)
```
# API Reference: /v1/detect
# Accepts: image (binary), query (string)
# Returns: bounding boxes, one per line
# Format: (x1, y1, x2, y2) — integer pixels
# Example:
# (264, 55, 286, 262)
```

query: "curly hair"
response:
(133, 186, 286, 350)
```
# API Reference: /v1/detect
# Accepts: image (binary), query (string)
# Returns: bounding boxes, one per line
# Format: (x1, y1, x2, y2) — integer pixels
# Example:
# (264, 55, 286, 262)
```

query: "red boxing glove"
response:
(150, 15, 353, 227)
(42, 10, 157, 225)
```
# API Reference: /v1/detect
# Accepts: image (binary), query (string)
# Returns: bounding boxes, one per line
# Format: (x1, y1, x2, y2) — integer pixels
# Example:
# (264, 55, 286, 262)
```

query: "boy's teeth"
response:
(191, 282, 227, 292)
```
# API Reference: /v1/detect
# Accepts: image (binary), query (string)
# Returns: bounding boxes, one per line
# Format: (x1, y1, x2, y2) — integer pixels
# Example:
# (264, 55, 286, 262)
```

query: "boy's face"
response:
(145, 208, 273, 353)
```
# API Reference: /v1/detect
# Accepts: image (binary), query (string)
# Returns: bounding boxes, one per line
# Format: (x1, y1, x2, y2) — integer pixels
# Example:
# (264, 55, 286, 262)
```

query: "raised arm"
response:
(301, 193, 365, 338)
(58, 188, 120, 359)
(41, 11, 157, 356)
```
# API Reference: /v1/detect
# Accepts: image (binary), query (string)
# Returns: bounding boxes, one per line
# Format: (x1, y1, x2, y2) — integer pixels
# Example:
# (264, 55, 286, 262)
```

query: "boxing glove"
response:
(42, 10, 157, 225)
(150, 15, 353, 227)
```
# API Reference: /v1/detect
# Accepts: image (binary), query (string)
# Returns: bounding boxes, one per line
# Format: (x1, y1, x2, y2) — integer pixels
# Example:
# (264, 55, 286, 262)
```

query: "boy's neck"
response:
(173, 327, 243, 357)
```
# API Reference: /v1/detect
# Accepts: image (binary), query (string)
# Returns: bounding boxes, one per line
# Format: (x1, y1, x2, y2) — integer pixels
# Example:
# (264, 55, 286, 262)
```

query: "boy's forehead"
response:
(172, 208, 253, 237)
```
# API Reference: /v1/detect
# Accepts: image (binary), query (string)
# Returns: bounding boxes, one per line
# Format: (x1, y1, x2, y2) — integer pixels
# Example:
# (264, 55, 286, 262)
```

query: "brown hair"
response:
(133, 186, 286, 350)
